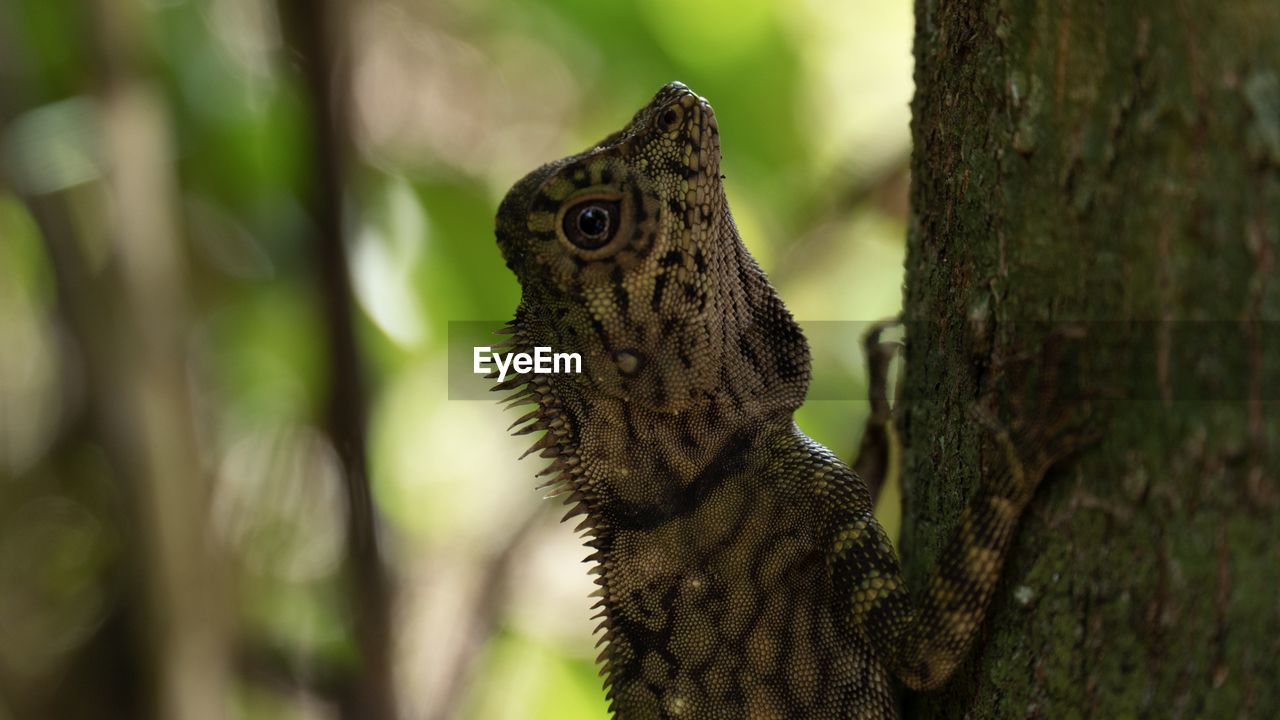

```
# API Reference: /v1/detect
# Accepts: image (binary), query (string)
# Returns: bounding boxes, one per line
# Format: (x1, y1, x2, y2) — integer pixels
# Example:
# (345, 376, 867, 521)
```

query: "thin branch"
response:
(426, 504, 550, 720)
(772, 150, 910, 286)
(273, 0, 395, 718)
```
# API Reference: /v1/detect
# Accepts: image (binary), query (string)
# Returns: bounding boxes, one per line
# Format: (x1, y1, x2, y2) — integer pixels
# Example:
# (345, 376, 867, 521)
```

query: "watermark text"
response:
(474, 346, 582, 382)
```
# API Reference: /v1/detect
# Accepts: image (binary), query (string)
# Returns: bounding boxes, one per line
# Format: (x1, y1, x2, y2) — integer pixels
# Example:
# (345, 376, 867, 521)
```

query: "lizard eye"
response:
(562, 198, 621, 249)
(656, 104, 684, 132)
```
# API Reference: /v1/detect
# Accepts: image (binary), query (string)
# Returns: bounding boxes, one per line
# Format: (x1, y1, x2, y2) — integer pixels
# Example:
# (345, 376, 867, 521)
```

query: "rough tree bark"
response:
(901, 2, 1279, 718)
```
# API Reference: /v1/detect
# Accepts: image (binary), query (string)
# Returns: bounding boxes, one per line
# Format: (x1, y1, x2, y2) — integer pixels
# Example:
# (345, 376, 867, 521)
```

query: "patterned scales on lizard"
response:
(493, 82, 1078, 719)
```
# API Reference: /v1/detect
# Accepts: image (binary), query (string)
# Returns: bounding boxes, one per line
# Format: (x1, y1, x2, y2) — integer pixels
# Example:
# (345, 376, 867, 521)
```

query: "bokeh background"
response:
(0, 0, 913, 718)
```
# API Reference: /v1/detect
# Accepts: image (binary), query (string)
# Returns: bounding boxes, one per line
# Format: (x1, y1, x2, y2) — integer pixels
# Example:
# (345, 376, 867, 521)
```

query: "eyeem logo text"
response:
(473, 346, 583, 383)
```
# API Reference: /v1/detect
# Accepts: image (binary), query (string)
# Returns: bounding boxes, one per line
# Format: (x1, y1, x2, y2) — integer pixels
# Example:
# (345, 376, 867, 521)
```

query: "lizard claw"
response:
(974, 323, 1103, 502)
(854, 317, 905, 500)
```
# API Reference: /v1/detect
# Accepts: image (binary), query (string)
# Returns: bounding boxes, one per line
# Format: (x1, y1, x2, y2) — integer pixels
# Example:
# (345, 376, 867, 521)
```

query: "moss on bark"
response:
(901, 2, 1280, 717)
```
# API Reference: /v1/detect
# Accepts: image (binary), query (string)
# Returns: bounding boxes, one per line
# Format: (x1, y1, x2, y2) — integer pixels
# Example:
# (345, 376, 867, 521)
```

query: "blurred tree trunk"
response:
(901, 2, 1279, 718)
(10, 0, 236, 715)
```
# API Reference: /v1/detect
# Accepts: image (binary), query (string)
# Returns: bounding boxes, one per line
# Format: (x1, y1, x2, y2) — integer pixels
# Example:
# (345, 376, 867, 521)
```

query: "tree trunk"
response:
(901, 3, 1279, 718)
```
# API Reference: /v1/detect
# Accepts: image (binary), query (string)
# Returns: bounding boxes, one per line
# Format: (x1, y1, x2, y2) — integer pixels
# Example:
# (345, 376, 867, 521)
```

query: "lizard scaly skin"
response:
(494, 82, 1072, 719)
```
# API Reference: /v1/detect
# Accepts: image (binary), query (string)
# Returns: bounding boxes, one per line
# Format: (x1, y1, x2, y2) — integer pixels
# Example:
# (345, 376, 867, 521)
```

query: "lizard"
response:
(492, 81, 1088, 719)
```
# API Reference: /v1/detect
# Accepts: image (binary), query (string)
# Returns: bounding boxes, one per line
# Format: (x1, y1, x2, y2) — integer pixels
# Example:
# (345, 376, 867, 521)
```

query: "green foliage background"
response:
(0, 0, 913, 717)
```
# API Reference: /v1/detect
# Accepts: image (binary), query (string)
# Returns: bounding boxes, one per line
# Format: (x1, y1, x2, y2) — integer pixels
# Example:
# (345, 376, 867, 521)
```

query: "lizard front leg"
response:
(825, 474, 1041, 690)
(824, 337, 1096, 691)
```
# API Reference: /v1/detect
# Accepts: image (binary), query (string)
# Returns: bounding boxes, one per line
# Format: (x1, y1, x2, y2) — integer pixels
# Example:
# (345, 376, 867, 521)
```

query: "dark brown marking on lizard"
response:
(611, 429, 753, 532)
(651, 273, 669, 312)
(609, 266, 630, 319)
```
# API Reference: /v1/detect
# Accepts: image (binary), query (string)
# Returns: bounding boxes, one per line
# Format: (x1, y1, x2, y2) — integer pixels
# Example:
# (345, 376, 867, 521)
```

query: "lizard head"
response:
(496, 82, 809, 416)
